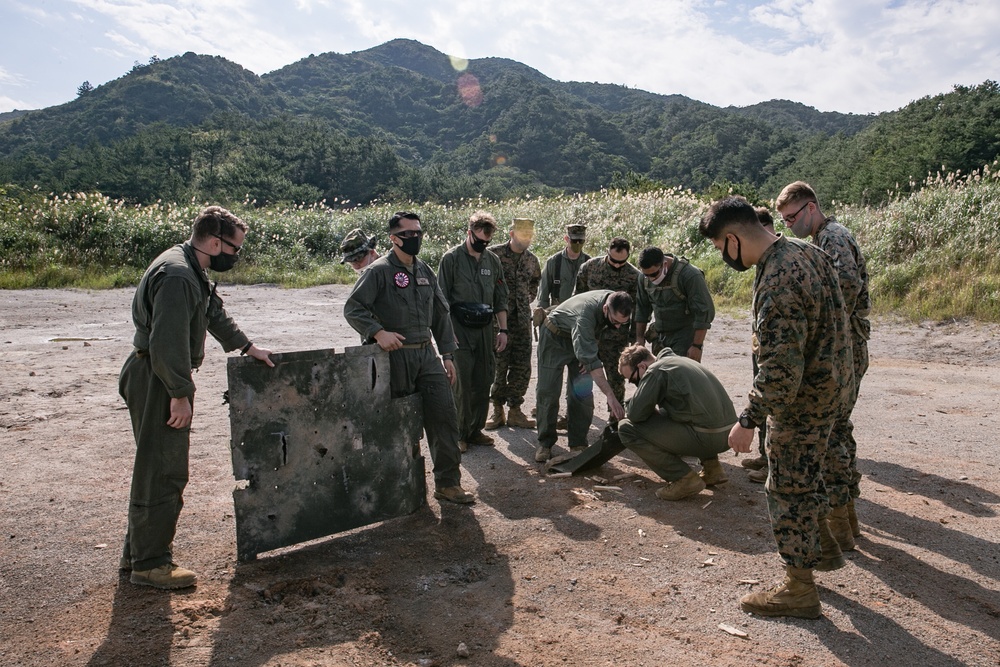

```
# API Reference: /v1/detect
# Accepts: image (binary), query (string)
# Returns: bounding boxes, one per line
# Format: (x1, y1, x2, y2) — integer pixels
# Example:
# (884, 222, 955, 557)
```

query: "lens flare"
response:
(457, 73, 483, 108)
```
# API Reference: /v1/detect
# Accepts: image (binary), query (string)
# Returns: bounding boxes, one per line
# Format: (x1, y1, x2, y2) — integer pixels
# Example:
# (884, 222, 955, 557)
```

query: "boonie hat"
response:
(340, 229, 376, 264)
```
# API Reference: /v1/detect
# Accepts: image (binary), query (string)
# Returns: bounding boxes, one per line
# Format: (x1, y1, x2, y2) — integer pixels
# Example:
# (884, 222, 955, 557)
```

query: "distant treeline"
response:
(0, 41, 997, 209)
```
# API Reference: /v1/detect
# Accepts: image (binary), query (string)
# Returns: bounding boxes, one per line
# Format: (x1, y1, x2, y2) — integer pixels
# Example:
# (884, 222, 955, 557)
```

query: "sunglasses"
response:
(212, 233, 241, 253)
(393, 230, 424, 239)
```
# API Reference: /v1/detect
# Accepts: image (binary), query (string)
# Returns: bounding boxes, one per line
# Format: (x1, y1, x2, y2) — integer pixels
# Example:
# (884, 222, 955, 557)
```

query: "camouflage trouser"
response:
(618, 413, 729, 482)
(598, 326, 631, 406)
(752, 353, 767, 458)
(765, 415, 834, 570)
(829, 335, 869, 499)
(490, 314, 532, 408)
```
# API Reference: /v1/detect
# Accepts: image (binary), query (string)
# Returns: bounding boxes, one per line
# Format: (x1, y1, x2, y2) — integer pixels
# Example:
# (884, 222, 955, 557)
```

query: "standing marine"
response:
(344, 211, 475, 505)
(486, 217, 541, 430)
(438, 211, 510, 450)
(700, 196, 853, 619)
(119, 205, 274, 590)
(634, 246, 714, 362)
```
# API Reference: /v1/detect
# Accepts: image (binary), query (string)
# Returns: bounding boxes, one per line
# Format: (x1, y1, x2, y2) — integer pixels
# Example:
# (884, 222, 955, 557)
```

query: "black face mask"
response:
(210, 251, 239, 272)
(722, 235, 750, 272)
(469, 233, 489, 254)
(398, 236, 422, 257)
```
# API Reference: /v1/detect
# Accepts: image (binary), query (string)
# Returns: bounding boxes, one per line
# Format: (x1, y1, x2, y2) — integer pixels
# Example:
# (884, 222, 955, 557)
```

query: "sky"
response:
(1, 0, 998, 116)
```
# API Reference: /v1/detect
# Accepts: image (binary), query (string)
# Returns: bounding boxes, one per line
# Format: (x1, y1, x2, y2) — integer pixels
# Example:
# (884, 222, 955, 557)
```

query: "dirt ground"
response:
(2, 284, 999, 667)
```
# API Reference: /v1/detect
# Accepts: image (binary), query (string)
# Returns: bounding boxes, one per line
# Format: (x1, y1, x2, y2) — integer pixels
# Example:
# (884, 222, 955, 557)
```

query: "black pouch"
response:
(452, 302, 494, 328)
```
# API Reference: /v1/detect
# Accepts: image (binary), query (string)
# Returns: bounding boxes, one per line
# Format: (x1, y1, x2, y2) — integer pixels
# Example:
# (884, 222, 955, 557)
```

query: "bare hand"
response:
(374, 330, 406, 351)
(729, 424, 755, 453)
(495, 332, 508, 353)
(167, 396, 193, 429)
(687, 345, 703, 363)
(443, 359, 457, 386)
(607, 396, 626, 421)
(247, 344, 275, 368)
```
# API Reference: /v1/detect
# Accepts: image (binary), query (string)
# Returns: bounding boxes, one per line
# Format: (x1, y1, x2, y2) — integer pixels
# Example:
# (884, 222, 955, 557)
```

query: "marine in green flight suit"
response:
(438, 211, 509, 448)
(119, 206, 274, 590)
(616, 345, 736, 500)
(344, 211, 475, 505)
(534, 290, 632, 462)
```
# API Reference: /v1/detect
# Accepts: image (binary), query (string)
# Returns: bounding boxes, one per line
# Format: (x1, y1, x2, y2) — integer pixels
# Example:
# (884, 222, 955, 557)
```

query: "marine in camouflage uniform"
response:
(778, 182, 872, 543)
(700, 196, 853, 618)
(438, 212, 510, 446)
(574, 238, 641, 407)
(487, 218, 541, 428)
(534, 290, 632, 461)
(634, 247, 715, 361)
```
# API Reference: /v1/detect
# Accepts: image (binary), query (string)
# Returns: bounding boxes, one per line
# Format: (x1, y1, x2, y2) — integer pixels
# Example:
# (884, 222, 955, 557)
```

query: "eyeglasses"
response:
(608, 311, 630, 328)
(393, 229, 424, 239)
(781, 201, 811, 225)
(212, 234, 241, 253)
(629, 367, 640, 384)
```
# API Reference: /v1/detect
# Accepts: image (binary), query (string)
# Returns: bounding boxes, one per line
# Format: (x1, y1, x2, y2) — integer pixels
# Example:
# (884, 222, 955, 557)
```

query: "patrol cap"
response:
(339, 228, 376, 264)
(512, 217, 535, 234)
(566, 223, 587, 240)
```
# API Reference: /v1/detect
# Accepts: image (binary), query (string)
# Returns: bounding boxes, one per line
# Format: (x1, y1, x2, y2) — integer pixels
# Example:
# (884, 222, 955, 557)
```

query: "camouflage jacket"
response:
(575, 255, 641, 300)
(488, 241, 541, 322)
(746, 235, 853, 425)
(814, 217, 872, 340)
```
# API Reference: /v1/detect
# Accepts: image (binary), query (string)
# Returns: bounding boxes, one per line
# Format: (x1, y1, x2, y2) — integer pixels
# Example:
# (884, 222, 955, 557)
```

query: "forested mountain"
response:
(1, 38, 996, 207)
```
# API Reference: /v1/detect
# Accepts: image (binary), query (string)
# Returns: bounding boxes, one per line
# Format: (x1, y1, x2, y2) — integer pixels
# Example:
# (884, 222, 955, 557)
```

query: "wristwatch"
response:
(738, 411, 758, 430)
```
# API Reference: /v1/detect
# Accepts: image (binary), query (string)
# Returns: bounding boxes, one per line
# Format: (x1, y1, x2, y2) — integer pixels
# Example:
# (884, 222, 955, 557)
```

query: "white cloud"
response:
(1, 0, 998, 113)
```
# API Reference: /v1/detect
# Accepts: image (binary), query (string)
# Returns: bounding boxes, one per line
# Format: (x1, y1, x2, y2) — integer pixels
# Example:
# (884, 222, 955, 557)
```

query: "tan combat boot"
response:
(434, 485, 476, 504)
(741, 566, 821, 619)
(747, 468, 767, 484)
(847, 498, 861, 537)
(131, 563, 198, 590)
(485, 402, 505, 430)
(816, 516, 846, 571)
(534, 446, 552, 463)
(828, 505, 856, 551)
(699, 458, 728, 486)
(506, 405, 536, 429)
(741, 455, 767, 470)
(655, 471, 706, 500)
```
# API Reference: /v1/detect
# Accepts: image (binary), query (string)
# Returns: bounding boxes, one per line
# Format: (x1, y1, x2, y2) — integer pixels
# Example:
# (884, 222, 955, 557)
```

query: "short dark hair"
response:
(637, 246, 664, 269)
(755, 206, 774, 229)
(389, 211, 421, 232)
(192, 206, 247, 241)
(699, 196, 759, 239)
(607, 291, 633, 318)
(609, 237, 630, 253)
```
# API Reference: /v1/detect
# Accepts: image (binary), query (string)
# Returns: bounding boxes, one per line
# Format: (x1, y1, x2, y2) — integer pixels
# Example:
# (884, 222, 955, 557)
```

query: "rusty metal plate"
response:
(227, 345, 425, 562)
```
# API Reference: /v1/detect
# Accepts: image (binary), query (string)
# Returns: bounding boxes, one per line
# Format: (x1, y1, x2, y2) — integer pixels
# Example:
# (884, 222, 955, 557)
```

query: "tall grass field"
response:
(2, 161, 999, 322)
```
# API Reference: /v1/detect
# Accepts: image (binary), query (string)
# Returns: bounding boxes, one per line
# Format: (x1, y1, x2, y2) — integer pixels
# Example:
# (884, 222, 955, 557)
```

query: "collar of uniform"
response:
(181, 241, 212, 287)
(387, 249, 418, 272)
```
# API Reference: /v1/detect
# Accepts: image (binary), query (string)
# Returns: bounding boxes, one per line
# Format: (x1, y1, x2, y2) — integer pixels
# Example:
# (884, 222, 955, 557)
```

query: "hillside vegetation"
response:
(2, 159, 998, 322)
(5, 40, 995, 209)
